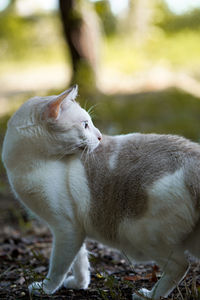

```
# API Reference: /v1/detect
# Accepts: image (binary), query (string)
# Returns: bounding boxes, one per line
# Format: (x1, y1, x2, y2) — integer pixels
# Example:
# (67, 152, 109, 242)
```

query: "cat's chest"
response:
(66, 157, 91, 212)
(38, 158, 91, 216)
(11, 158, 91, 223)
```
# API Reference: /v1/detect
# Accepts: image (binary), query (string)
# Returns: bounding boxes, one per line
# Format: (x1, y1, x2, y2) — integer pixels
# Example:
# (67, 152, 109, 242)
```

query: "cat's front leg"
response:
(63, 243, 90, 290)
(29, 226, 84, 295)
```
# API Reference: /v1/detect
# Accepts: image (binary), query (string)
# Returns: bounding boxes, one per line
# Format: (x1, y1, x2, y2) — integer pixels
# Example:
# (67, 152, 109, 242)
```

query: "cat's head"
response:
(8, 85, 102, 156)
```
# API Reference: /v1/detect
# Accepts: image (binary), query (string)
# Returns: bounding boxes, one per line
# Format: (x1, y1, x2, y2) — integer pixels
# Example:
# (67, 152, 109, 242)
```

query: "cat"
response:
(2, 84, 200, 300)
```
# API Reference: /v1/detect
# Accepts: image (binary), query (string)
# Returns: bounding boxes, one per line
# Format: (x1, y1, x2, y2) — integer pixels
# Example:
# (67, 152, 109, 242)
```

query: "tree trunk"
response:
(59, 0, 99, 93)
(128, 0, 154, 44)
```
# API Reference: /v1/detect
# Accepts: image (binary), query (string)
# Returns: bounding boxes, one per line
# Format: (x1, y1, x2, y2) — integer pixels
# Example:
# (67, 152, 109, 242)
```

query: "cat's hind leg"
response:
(29, 225, 84, 295)
(132, 249, 189, 300)
(63, 243, 90, 290)
(183, 217, 200, 259)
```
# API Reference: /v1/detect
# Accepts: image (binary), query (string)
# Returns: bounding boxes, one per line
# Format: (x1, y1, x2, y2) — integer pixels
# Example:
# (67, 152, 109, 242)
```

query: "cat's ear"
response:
(43, 84, 78, 120)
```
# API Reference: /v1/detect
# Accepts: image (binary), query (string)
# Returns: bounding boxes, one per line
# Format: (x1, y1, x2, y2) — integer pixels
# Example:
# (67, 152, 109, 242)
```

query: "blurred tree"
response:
(59, 0, 100, 93)
(94, 0, 117, 36)
(127, 0, 155, 43)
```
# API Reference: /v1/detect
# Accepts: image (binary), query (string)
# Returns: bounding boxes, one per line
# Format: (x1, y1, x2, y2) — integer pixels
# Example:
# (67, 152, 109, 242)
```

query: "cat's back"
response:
(85, 132, 200, 188)
(82, 133, 200, 243)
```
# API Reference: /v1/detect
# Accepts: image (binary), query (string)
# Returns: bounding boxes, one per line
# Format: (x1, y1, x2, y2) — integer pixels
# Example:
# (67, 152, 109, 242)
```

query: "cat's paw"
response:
(28, 281, 54, 295)
(63, 275, 89, 290)
(132, 288, 152, 300)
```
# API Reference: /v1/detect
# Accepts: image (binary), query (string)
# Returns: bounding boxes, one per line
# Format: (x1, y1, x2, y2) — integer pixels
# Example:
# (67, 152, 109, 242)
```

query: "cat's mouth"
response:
(78, 143, 99, 153)
(78, 146, 86, 151)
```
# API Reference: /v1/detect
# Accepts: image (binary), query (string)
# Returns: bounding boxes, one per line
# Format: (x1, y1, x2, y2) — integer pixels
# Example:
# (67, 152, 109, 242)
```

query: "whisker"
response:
(80, 146, 88, 161)
(83, 100, 89, 111)
(55, 144, 83, 162)
(87, 104, 99, 119)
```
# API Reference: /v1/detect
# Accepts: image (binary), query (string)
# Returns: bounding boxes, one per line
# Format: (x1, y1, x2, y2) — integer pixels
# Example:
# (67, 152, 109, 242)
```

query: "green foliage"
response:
(0, 12, 66, 63)
(94, 0, 117, 36)
(1, 2, 200, 76)
(101, 4, 200, 73)
(158, 9, 200, 33)
(103, 28, 200, 74)
(145, 30, 200, 68)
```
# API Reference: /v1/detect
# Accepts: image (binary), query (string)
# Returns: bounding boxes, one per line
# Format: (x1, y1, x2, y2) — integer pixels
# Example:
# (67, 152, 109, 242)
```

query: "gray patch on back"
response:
(81, 134, 200, 241)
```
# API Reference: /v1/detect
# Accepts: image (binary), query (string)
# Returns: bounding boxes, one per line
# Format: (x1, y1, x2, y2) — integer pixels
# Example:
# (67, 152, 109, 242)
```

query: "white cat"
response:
(2, 85, 200, 300)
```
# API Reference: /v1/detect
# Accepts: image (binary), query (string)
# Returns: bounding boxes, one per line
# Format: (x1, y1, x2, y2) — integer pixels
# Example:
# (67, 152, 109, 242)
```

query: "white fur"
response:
(63, 243, 90, 289)
(109, 147, 119, 170)
(66, 157, 92, 229)
(148, 168, 197, 236)
(108, 134, 139, 170)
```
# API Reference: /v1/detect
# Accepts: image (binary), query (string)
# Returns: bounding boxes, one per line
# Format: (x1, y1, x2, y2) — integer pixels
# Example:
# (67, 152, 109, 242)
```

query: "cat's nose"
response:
(98, 133, 102, 141)
(95, 127, 102, 141)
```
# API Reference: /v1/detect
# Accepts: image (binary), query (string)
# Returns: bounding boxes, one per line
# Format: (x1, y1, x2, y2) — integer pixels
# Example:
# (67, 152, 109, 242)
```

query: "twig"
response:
(0, 266, 13, 279)
(176, 283, 184, 300)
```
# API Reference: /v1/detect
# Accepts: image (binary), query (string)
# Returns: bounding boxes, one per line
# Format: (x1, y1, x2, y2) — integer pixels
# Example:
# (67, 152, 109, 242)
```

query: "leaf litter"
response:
(0, 204, 200, 299)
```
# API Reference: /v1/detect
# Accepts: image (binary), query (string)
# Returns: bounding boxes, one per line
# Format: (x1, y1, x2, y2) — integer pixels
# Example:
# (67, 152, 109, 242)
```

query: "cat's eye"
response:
(83, 121, 89, 129)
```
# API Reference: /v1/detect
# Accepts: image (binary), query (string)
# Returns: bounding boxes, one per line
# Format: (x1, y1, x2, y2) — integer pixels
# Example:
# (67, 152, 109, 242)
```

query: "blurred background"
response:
(1, 0, 200, 228)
